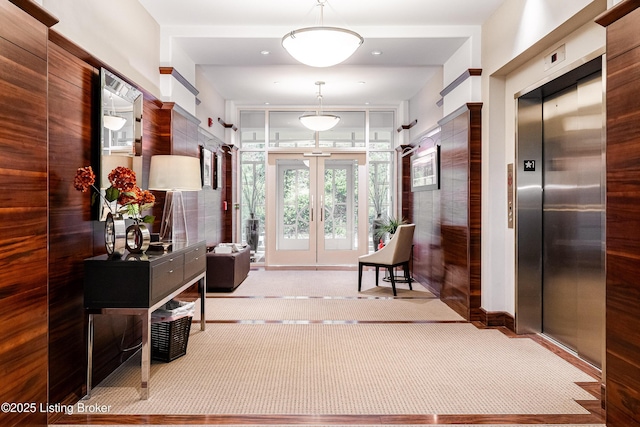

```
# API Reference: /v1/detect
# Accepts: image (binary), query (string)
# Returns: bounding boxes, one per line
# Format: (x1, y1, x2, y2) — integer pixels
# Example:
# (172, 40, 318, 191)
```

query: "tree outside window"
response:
(241, 152, 265, 251)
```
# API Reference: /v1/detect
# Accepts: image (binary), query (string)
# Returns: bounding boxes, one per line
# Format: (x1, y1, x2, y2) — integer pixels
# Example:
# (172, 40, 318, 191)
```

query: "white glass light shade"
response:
(282, 27, 363, 67)
(299, 113, 341, 131)
(148, 155, 202, 191)
(103, 115, 127, 131)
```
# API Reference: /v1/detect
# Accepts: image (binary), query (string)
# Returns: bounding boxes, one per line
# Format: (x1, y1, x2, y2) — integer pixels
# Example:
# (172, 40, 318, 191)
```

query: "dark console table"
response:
(83, 241, 207, 400)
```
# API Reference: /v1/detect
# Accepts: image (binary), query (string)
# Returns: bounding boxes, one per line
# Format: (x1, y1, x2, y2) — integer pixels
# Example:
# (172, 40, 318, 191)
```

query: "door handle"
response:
(320, 195, 324, 222)
(310, 194, 314, 222)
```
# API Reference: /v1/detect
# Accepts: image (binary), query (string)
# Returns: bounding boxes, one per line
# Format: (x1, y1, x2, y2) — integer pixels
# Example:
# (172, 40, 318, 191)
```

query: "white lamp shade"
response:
(282, 26, 363, 67)
(148, 155, 202, 191)
(299, 113, 341, 131)
(103, 115, 127, 131)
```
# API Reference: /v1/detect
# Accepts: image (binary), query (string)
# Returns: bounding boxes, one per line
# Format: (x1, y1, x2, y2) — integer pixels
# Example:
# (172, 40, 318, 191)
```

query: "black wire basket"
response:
(151, 316, 192, 362)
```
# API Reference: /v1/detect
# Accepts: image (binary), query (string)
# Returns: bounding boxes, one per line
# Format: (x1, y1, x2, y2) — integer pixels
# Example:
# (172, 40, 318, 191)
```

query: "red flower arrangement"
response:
(74, 165, 155, 223)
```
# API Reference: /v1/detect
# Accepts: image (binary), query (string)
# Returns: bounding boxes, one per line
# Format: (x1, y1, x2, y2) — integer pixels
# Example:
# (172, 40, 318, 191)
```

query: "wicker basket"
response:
(151, 315, 192, 362)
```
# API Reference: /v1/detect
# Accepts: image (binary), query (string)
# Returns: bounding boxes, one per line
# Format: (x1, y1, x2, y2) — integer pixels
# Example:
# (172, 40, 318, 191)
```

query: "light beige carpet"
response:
(66, 270, 601, 427)
(211, 269, 433, 298)
(195, 297, 464, 322)
(197, 269, 459, 322)
(78, 323, 596, 416)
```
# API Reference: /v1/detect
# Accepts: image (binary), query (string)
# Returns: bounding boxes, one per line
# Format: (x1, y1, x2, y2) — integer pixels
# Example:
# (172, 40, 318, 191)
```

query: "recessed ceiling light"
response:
(371, 50, 383, 56)
(264, 102, 270, 105)
(260, 50, 270, 55)
(358, 81, 366, 85)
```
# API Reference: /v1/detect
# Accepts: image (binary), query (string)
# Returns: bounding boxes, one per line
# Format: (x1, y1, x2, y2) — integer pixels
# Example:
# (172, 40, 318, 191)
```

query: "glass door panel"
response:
(321, 160, 357, 251)
(266, 152, 366, 267)
(277, 159, 310, 251)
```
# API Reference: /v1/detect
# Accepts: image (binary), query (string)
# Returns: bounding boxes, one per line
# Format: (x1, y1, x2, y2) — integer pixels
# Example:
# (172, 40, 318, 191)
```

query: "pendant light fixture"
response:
(103, 93, 127, 131)
(299, 81, 340, 132)
(282, 0, 363, 68)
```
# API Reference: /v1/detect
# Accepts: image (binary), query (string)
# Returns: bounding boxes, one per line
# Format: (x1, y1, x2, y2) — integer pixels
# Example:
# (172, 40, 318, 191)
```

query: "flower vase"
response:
(245, 214, 259, 252)
(372, 214, 384, 252)
(125, 221, 151, 254)
(104, 212, 126, 257)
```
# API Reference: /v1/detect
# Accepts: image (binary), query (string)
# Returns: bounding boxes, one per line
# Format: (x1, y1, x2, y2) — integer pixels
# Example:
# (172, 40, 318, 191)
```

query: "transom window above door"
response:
(268, 111, 365, 149)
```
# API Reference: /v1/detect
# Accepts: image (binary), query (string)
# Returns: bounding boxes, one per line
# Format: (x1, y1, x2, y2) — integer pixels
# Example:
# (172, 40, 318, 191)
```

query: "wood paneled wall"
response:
(0, 1, 52, 425)
(199, 129, 224, 245)
(409, 104, 482, 321)
(597, 2, 640, 425)
(47, 40, 97, 406)
(0, 11, 228, 420)
(409, 145, 443, 295)
(221, 145, 238, 243)
(44, 44, 225, 414)
(166, 105, 201, 243)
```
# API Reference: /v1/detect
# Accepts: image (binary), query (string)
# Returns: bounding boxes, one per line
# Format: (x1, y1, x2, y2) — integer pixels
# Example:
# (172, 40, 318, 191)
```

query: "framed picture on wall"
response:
(411, 145, 440, 191)
(216, 150, 223, 190)
(212, 152, 218, 189)
(201, 146, 213, 188)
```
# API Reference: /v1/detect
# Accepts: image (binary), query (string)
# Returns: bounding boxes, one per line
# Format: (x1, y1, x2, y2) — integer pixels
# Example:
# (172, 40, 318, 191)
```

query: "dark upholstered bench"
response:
(205, 245, 250, 292)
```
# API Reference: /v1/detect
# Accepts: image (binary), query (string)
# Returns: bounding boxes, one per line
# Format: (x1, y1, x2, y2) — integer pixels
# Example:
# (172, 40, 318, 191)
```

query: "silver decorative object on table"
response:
(125, 221, 151, 254)
(104, 212, 126, 257)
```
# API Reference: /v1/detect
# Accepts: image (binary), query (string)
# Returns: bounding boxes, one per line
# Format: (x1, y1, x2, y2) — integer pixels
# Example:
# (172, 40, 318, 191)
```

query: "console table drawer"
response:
(184, 245, 206, 281)
(84, 241, 207, 310)
(152, 254, 184, 303)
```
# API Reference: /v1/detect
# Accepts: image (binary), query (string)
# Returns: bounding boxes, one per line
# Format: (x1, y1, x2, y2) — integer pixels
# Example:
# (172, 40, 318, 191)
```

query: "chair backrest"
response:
(383, 224, 415, 265)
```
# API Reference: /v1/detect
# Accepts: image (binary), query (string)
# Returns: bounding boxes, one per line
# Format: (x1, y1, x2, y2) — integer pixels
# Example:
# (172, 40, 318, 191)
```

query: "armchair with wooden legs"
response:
(358, 224, 415, 296)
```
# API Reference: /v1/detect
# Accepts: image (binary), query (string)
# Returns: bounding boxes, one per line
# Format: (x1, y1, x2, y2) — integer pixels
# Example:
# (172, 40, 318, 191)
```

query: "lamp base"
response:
(159, 190, 188, 243)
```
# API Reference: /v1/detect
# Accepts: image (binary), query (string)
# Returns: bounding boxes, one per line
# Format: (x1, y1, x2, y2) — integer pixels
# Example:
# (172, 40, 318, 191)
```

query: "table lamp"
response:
(148, 155, 202, 243)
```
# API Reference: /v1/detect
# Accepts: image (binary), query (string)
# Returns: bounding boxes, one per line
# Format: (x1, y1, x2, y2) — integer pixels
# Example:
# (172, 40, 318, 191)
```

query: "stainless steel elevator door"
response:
(541, 72, 604, 367)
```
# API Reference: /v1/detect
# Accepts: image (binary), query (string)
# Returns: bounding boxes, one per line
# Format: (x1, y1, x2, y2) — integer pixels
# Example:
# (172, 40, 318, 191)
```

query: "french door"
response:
(265, 152, 367, 267)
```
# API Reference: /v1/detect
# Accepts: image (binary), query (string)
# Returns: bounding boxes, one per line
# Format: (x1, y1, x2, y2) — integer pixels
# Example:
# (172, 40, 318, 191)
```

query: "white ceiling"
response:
(137, 0, 506, 107)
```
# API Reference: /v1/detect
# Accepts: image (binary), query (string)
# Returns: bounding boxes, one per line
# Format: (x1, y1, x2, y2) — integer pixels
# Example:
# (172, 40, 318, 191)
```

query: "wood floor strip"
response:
(52, 411, 605, 425)
(207, 295, 438, 300)
(203, 319, 469, 324)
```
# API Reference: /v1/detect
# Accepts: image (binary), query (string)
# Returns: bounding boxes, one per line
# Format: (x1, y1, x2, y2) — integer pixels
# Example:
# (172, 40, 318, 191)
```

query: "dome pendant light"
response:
(282, 0, 363, 67)
(299, 81, 340, 132)
(103, 93, 127, 131)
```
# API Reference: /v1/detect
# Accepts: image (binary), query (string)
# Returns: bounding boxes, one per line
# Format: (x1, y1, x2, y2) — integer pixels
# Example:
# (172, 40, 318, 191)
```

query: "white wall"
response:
(43, 0, 201, 115)
(408, 70, 443, 142)
(480, 0, 606, 315)
(444, 38, 476, 86)
(165, 41, 198, 115)
(42, 0, 162, 99)
(483, 0, 602, 76)
(195, 66, 227, 143)
(441, 32, 482, 116)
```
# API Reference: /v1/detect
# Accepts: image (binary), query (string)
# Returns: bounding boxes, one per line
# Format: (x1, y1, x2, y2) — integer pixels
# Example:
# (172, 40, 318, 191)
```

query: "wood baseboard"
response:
(478, 307, 515, 332)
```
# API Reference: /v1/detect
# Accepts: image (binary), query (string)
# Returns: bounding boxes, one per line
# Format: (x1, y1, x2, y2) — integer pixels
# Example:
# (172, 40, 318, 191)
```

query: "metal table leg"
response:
(140, 310, 150, 400)
(200, 276, 206, 331)
(84, 313, 94, 400)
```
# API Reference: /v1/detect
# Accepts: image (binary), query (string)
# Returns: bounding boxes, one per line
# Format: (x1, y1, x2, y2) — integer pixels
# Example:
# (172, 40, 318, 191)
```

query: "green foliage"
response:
(242, 163, 265, 215)
(105, 186, 119, 202)
(141, 215, 155, 224)
(375, 215, 407, 239)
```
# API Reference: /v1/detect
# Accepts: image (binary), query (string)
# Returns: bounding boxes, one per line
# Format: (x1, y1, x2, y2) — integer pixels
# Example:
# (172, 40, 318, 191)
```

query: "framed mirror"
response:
(99, 68, 143, 220)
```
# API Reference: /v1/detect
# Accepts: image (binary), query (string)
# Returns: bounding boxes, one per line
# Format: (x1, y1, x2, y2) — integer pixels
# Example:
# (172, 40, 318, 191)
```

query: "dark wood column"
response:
(0, 1, 56, 425)
(221, 144, 238, 243)
(438, 103, 482, 321)
(597, 2, 640, 426)
(397, 144, 413, 224)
